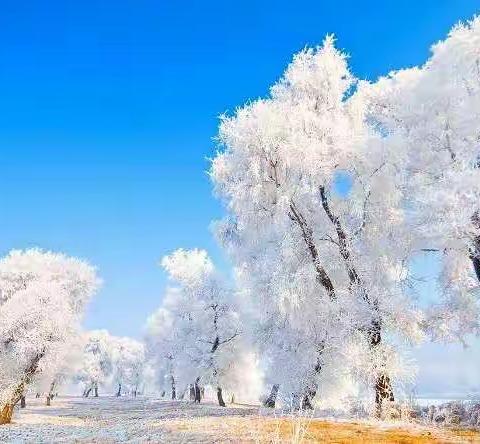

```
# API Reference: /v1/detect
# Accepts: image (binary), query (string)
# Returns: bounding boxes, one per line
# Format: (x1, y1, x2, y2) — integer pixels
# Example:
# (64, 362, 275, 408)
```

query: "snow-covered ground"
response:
(1, 396, 479, 443)
(0, 396, 261, 443)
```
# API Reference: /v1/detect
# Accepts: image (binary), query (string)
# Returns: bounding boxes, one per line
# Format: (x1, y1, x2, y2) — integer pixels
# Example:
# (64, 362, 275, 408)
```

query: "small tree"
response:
(112, 337, 145, 397)
(78, 330, 115, 398)
(147, 249, 241, 406)
(0, 249, 99, 423)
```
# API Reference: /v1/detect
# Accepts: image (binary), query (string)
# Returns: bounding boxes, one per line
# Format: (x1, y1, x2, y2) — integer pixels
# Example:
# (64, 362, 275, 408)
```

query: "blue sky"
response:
(1, 1, 479, 395)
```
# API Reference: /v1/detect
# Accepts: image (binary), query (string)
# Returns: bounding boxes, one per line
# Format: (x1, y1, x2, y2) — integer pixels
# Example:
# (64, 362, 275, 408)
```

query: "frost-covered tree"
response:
(145, 305, 179, 400)
(362, 16, 480, 343)
(78, 330, 115, 398)
(146, 249, 241, 406)
(211, 37, 420, 414)
(0, 249, 99, 423)
(112, 336, 145, 397)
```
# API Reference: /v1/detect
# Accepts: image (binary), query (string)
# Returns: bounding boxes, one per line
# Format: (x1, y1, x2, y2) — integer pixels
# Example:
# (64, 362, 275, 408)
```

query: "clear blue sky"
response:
(1, 1, 478, 395)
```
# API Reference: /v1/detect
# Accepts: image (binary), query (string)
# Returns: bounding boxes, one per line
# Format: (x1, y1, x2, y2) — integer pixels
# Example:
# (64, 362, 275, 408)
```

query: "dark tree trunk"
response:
(194, 378, 201, 403)
(320, 185, 395, 415)
(84, 387, 92, 398)
(217, 387, 226, 407)
(370, 319, 394, 417)
(470, 232, 480, 283)
(171, 376, 176, 400)
(471, 212, 480, 282)
(472, 254, 480, 282)
(374, 373, 395, 416)
(116, 383, 122, 397)
(20, 396, 26, 408)
(189, 384, 195, 401)
(94, 386, 98, 397)
(35, 393, 40, 399)
(263, 384, 279, 408)
(47, 381, 56, 405)
(289, 201, 336, 300)
(301, 389, 316, 410)
(161, 390, 165, 398)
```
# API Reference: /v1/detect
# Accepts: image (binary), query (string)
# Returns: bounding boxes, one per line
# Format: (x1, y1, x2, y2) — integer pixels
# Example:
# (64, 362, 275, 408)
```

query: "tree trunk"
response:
(171, 376, 176, 400)
(47, 381, 56, 405)
(301, 389, 316, 410)
(84, 387, 92, 398)
(320, 186, 395, 415)
(94, 384, 98, 398)
(194, 378, 201, 403)
(263, 384, 279, 408)
(370, 320, 394, 417)
(0, 404, 14, 425)
(0, 351, 45, 424)
(116, 383, 122, 397)
(189, 384, 195, 401)
(472, 253, 480, 282)
(20, 396, 26, 409)
(217, 387, 226, 407)
(35, 393, 40, 399)
(470, 234, 480, 283)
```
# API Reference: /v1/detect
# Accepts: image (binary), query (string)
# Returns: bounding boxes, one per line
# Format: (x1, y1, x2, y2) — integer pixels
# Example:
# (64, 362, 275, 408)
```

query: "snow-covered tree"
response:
(362, 16, 480, 344)
(0, 249, 100, 423)
(146, 249, 241, 406)
(211, 37, 421, 414)
(145, 305, 179, 399)
(78, 330, 115, 397)
(112, 336, 145, 397)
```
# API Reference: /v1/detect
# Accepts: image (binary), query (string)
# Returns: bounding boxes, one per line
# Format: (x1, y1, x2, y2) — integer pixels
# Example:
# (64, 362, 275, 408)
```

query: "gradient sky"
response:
(1, 1, 479, 396)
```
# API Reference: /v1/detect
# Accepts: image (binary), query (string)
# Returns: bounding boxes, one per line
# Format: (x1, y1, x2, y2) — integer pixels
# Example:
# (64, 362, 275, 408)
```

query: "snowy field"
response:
(1, 396, 479, 443)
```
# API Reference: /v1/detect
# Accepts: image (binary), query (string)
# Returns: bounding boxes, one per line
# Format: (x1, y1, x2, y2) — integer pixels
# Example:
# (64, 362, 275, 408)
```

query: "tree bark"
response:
(370, 319, 394, 417)
(47, 381, 56, 405)
(0, 405, 14, 425)
(171, 376, 176, 400)
(470, 230, 480, 283)
(217, 387, 226, 407)
(94, 383, 98, 398)
(289, 201, 336, 300)
(320, 185, 395, 415)
(20, 396, 26, 409)
(116, 383, 122, 397)
(0, 351, 44, 424)
(84, 387, 92, 398)
(263, 384, 279, 408)
(472, 252, 480, 282)
(301, 393, 314, 410)
(194, 378, 201, 403)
